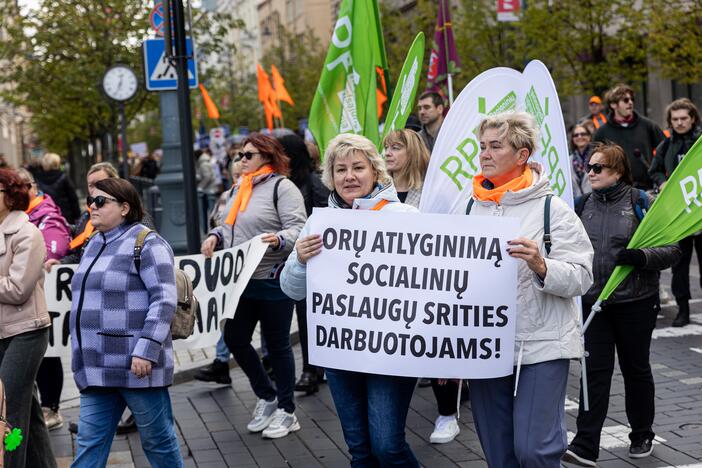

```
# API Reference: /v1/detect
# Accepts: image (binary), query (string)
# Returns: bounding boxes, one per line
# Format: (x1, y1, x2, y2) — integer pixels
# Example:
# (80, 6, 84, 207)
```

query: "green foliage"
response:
(648, 0, 702, 84)
(0, 0, 154, 154)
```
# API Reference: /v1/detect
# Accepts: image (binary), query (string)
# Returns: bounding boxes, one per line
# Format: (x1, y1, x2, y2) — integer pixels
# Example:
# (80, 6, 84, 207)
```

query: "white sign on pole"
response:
(306, 209, 519, 379)
(420, 60, 573, 214)
(43, 237, 268, 359)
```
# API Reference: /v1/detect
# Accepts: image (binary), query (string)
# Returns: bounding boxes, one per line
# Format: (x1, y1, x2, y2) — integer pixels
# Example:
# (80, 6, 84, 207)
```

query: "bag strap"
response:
(465, 198, 475, 215)
(273, 177, 284, 213)
(544, 194, 553, 256)
(133, 228, 154, 271)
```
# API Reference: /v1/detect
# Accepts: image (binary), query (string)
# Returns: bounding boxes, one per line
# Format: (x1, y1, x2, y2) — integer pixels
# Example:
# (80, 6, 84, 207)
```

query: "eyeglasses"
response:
(586, 163, 611, 174)
(86, 195, 119, 208)
(238, 151, 261, 160)
(620, 97, 634, 104)
(573, 132, 590, 138)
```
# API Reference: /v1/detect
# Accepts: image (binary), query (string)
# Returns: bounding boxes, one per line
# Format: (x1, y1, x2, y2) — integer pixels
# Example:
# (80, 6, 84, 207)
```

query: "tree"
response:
(0, 0, 153, 156)
(648, 0, 702, 85)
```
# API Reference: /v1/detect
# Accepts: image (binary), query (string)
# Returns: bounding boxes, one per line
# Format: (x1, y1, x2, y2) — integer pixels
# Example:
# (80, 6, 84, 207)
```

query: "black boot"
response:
(194, 359, 232, 384)
(295, 370, 319, 395)
(673, 301, 690, 327)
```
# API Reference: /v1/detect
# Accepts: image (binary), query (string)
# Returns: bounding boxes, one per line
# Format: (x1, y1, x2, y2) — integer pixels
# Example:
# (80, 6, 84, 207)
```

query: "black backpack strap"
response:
(465, 198, 475, 215)
(544, 194, 553, 256)
(134, 228, 154, 271)
(273, 177, 284, 213)
(574, 193, 590, 217)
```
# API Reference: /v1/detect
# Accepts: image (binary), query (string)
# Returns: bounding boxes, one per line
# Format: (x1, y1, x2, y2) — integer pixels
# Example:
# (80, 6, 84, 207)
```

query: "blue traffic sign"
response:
(143, 38, 198, 91)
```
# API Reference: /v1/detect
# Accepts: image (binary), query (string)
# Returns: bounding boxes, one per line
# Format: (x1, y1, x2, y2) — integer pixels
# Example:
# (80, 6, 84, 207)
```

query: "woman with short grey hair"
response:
(458, 112, 594, 467)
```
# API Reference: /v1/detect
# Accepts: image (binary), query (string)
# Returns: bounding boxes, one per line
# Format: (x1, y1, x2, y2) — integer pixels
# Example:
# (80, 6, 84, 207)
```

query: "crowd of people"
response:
(0, 84, 698, 468)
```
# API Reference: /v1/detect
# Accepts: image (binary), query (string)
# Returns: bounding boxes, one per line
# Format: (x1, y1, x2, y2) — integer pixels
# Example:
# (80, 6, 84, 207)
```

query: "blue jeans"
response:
(469, 359, 570, 468)
(215, 334, 230, 362)
(326, 369, 419, 468)
(72, 387, 183, 468)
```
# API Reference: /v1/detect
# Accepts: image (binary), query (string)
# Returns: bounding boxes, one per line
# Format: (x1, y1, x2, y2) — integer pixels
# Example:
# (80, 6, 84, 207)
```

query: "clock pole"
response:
(119, 102, 129, 178)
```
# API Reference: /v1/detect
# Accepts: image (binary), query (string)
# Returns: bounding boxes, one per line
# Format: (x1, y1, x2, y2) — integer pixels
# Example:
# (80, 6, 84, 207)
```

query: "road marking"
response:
(567, 425, 666, 450)
(565, 397, 579, 411)
(653, 323, 702, 339)
(691, 347, 702, 354)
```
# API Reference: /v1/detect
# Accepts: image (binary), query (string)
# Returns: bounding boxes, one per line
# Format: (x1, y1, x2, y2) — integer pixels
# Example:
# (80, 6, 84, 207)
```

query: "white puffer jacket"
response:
(280, 184, 417, 301)
(457, 163, 594, 366)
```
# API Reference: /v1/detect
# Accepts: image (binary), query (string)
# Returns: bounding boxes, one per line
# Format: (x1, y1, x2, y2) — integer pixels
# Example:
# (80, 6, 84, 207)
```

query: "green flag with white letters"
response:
(308, 0, 388, 157)
(380, 32, 425, 146)
(598, 134, 702, 302)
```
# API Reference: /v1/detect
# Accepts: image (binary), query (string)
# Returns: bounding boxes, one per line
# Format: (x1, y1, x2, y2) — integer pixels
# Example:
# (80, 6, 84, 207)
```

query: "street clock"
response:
(102, 64, 139, 102)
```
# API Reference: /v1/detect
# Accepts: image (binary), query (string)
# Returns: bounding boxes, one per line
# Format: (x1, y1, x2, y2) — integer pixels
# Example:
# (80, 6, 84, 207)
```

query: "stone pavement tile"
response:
(192, 448, 226, 464)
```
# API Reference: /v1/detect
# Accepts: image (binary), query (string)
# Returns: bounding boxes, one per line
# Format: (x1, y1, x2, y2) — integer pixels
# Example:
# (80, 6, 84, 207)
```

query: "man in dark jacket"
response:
(417, 91, 445, 152)
(594, 84, 665, 190)
(650, 98, 702, 327)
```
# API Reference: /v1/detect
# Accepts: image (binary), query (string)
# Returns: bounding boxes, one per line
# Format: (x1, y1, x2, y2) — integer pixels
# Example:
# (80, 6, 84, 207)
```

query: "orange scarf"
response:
(69, 214, 94, 250)
(25, 195, 44, 214)
(472, 168, 533, 204)
(224, 165, 275, 226)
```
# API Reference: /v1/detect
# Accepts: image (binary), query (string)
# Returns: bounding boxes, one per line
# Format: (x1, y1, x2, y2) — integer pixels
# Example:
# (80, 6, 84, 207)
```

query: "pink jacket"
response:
(27, 194, 71, 261)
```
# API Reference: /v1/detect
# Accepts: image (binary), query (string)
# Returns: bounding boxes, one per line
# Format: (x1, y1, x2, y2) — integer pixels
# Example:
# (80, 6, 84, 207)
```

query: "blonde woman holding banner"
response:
(458, 112, 594, 467)
(281, 133, 420, 467)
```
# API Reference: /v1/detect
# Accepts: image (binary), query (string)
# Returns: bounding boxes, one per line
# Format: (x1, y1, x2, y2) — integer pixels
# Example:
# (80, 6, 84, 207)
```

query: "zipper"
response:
(75, 240, 107, 349)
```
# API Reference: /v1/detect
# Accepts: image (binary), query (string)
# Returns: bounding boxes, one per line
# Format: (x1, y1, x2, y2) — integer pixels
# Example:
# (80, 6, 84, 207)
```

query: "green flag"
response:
(308, 0, 388, 157)
(380, 32, 425, 146)
(597, 135, 702, 303)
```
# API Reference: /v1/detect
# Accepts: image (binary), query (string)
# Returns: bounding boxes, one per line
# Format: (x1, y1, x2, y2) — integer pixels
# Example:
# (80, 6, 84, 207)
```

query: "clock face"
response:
(102, 65, 138, 102)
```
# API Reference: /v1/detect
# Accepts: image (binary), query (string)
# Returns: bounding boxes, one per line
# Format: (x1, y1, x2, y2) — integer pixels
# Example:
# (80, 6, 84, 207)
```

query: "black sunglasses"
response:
(620, 97, 634, 104)
(238, 151, 261, 160)
(586, 163, 610, 174)
(87, 195, 119, 208)
(573, 132, 590, 138)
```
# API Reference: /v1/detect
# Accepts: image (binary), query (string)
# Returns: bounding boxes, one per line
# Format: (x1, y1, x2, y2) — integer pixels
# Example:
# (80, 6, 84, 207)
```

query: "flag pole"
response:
(441, 0, 454, 105)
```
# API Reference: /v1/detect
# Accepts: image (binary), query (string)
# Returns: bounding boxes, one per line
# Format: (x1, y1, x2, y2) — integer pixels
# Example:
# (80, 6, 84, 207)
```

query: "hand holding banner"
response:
(306, 209, 519, 379)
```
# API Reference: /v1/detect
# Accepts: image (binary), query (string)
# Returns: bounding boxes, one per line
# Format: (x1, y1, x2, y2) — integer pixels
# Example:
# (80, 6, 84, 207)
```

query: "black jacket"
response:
(35, 169, 80, 224)
(594, 111, 665, 190)
(579, 182, 681, 305)
(649, 126, 702, 186)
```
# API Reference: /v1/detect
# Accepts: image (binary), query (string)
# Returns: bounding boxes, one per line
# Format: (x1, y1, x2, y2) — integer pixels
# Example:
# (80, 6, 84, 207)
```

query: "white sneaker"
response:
(247, 398, 278, 432)
(43, 408, 64, 431)
(429, 415, 459, 444)
(262, 409, 300, 439)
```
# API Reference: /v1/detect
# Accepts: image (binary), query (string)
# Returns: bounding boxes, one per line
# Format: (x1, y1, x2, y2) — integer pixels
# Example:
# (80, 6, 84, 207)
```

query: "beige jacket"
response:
(0, 211, 50, 339)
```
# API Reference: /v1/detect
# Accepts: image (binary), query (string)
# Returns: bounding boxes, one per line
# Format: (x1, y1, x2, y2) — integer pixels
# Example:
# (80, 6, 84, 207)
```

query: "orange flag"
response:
(376, 66, 387, 119)
(199, 84, 220, 119)
(271, 65, 294, 106)
(257, 64, 275, 131)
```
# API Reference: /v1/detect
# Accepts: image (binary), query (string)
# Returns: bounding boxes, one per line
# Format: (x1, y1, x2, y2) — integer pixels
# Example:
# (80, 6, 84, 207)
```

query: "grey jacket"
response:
(210, 174, 306, 279)
(579, 182, 681, 305)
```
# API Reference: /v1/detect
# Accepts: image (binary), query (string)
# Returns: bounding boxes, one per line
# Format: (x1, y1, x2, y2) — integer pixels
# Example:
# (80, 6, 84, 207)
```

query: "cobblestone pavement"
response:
(51, 273, 702, 467)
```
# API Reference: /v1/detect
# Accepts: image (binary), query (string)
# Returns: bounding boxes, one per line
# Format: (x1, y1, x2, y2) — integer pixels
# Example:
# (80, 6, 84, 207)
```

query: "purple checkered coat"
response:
(70, 222, 176, 390)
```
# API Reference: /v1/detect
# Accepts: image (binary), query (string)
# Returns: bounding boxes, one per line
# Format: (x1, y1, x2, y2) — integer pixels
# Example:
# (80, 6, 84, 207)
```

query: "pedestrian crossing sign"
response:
(143, 38, 198, 91)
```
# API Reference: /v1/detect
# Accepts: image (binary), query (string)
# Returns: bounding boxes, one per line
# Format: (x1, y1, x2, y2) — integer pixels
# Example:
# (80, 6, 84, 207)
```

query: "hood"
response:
(491, 163, 553, 206)
(36, 169, 64, 185)
(27, 194, 69, 226)
(605, 110, 641, 129)
(0, 211, 30, 256)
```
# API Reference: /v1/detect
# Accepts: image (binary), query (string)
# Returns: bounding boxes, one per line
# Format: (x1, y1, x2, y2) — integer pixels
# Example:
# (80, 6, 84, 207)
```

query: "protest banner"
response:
(43, 237, 268, 359)
(380, 32, 424, 144)
(419, 60, 573, 214)
(306, 208, 519, 379)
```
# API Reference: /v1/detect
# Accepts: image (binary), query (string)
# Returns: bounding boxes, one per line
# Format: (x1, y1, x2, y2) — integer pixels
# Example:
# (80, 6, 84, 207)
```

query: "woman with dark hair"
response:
(570, 123, 593, 198)
(564, 144, 681, 466)
(278, 134, 329, 394)
(201, 132, 306, 439)
(0, 168, 55, 468)
(70, 178, 182, 467)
